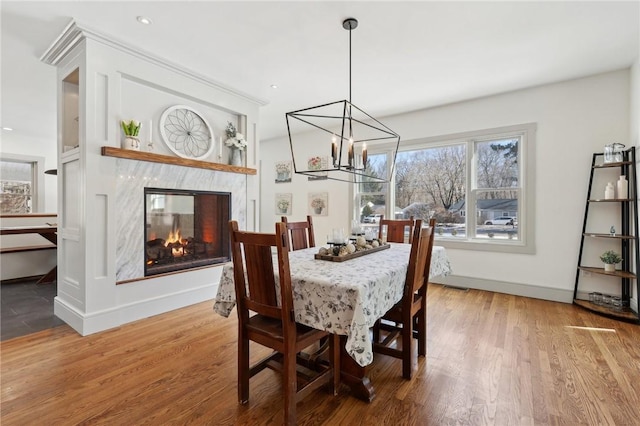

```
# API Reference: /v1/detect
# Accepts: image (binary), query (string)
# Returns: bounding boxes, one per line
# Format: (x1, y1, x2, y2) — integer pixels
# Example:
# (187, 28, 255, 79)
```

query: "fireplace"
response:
(144, 188, 231, 276)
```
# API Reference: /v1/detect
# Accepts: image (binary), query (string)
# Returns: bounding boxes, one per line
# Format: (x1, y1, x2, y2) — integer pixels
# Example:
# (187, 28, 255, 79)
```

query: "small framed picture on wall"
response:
(275, 161, 292, 183)
(276, 193, 292, 215)
(308, 192, 328, 216)
(307, 156, 328, 181)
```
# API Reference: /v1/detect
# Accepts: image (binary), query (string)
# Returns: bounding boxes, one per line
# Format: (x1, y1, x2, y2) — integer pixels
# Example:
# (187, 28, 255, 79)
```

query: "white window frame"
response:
(0, 154, 46, 213)
(357, 123, 535, 254)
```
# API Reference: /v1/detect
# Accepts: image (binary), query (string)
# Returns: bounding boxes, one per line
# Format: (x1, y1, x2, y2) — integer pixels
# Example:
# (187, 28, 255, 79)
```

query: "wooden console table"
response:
(1, 226, 57, 284)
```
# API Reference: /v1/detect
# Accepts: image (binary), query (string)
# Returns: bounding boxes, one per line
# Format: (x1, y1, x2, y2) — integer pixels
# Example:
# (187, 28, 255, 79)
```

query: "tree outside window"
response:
(357, 154, 387, 223)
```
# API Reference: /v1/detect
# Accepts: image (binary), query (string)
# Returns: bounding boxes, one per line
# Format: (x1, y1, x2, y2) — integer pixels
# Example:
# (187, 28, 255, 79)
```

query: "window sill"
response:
(435, 237, 534, 254)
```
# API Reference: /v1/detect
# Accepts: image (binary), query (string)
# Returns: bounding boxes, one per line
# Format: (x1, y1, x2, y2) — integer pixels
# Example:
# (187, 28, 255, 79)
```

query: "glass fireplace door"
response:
(144, 188, 230, 276)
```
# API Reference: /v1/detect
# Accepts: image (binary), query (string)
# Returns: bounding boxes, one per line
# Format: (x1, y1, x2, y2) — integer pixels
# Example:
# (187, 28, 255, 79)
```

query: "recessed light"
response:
(2, 127, 13, 131)
(270, 84, 278, 89)
(136, 16, 152, 25)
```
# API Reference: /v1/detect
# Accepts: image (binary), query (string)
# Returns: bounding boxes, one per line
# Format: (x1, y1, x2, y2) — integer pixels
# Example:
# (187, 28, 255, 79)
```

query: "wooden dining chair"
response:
(228, 220, 339, 425)
(379, 215, 415, 243)
(372, 218, 436, 379)
(281, 215, 316, 251)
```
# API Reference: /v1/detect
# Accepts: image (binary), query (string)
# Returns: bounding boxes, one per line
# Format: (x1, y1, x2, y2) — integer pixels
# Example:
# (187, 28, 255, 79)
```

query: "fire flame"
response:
(164, 229, 182, 246)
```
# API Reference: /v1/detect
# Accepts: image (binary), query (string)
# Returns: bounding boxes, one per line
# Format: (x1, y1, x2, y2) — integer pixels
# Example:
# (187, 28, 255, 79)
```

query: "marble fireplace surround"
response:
(110, 149, 253, 282)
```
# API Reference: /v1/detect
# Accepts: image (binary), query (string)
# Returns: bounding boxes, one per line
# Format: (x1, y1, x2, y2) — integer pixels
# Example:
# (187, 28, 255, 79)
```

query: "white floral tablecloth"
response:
(213, 243, 451, 367)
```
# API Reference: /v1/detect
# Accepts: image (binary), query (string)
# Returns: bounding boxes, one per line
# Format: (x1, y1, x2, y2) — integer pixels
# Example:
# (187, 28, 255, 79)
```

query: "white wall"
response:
(261, 69, 632, 305)
(1, 14, 58, 213)
(1, 15, 58, 280)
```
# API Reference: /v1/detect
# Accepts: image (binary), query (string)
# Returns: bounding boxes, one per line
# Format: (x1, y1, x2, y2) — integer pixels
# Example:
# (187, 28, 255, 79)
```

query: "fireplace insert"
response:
(144, 188, 231, 276)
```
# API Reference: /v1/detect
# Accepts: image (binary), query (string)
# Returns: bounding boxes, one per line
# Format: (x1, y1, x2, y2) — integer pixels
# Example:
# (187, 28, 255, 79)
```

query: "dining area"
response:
(213, 216, 452, 424)
(4, 219, 638, 425)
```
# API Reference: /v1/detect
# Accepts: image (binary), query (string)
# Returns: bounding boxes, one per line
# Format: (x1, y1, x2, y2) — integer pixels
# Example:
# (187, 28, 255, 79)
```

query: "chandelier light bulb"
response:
(362, 143, 368, 169)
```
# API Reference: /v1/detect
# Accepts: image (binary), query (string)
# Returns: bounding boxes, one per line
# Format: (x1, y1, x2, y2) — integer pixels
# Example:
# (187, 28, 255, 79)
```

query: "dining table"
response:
(0, 225, 58, 284)
(213, 242, 452, 401)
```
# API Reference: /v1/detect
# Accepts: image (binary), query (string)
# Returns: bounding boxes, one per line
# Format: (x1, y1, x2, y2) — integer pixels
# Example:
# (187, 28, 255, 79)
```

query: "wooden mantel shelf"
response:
(101, 147, 257, 175)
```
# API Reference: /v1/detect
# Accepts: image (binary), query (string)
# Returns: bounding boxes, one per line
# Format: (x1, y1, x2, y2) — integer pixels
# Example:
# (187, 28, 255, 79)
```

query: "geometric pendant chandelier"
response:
(285, 18, 400, 183)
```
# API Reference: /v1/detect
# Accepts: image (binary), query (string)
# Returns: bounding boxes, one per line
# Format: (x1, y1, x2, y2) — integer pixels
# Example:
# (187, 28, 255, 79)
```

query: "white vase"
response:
(604, 182, 615, 200)
(122, 136, 140, 151)
(604, 263, 616, 272)
(617, 175, 628, 199)
(229, 148, 243, 166)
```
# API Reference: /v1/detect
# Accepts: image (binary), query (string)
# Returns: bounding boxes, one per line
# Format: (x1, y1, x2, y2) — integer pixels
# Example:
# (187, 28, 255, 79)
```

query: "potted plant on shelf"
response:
(121, 119, 141, 150)
(600, 250, 622, 272)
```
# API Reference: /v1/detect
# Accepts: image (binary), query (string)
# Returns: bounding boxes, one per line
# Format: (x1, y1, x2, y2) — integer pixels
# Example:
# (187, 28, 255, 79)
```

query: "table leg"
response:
(36, 266, 57, 284)
(35, 231, 57, 284)
(339, 335, 376, 402)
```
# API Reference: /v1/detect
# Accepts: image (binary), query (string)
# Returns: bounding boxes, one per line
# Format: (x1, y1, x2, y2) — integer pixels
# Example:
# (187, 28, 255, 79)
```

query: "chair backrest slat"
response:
(404, 218, 436, 299)
(379, 216, 415, 244)
(229, 221, 293, 322)
(281, 215, 316, 251)
(244, 244, 278, 307)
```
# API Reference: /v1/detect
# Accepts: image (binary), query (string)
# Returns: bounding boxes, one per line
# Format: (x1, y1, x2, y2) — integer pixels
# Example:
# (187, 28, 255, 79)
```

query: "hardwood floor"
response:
(2, 284, 639, 425)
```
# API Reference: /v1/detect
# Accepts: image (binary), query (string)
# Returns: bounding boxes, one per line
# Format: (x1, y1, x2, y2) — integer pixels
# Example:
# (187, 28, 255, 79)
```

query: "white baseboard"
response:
(433, 274, 639, 315)
(434, 274, 575, 303)
(54, 284, 217, 336)
(54, 297, 88, 334)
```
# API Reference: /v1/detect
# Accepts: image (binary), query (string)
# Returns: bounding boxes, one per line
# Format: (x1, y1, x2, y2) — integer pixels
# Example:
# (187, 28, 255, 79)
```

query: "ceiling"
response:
(2, 1, 639, 143)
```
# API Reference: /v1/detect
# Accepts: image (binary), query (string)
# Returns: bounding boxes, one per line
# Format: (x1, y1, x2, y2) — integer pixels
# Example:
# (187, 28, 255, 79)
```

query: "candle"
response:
(362, 143, 367, 168)
(348, 139, 354, 166)
(331, 134, 338, 163)
(218, 135, 223, 158)
(149, 119, 153, 142)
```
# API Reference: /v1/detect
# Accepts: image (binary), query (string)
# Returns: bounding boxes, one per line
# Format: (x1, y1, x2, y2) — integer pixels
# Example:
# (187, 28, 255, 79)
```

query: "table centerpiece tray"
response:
(314, 243, 390, 262)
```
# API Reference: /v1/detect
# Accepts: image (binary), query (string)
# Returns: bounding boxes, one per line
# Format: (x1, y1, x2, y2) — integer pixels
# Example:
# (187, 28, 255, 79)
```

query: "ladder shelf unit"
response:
(573, 147, 640, 324)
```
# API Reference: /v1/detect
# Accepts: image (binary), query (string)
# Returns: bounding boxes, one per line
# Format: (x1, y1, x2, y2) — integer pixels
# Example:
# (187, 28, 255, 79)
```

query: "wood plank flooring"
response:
(2, 284, 639, 425)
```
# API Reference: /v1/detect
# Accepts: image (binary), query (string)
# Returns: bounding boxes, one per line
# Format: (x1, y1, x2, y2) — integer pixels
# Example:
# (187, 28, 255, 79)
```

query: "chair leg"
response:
(417, 310, 427, 357)
(372, 320, 380, 344)
(238, 328, 250, 404)
(283, 345, 297, 425)
(330, 334, 340, 395)
(402, 319, 413, 380)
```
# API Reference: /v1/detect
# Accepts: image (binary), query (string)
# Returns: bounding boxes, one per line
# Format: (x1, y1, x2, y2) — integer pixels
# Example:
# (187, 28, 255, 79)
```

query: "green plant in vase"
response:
(600, 250, 622, 272)
(121, 119, 141, 150)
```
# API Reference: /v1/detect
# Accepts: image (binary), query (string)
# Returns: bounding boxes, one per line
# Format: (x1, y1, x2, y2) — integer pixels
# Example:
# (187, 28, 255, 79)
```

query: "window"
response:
(0, 155, 45, 214)
(355, 153, 388, 234)
(355, 123, 535, 253)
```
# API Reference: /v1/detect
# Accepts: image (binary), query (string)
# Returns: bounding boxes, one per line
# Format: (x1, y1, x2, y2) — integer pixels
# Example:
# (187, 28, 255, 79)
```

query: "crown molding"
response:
(40, 19, 268, 107)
